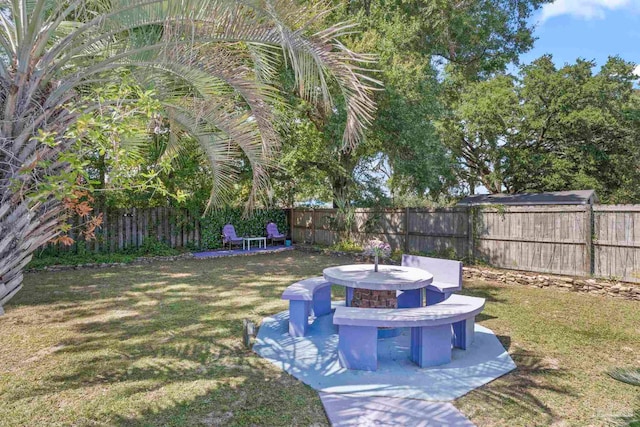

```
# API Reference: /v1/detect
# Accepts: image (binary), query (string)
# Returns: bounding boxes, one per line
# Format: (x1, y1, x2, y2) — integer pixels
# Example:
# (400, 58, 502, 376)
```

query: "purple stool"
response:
(282, 277, 332, 337)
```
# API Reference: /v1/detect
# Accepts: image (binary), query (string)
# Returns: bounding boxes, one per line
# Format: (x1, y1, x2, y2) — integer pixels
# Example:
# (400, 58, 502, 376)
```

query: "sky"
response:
(522, 0, 640, 76)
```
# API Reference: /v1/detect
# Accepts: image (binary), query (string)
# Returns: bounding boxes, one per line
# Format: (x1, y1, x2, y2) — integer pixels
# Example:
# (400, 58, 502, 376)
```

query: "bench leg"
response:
(410, 324, 452, 367)
(425, 289, 446, 306)
(397, 288, 422, 308)
(345, 287, 354, 307)
(338, 325, 378, 371)
(288, 300, 310, 337)
(452, 317, 475, 350)
(312, 286, 332, 317)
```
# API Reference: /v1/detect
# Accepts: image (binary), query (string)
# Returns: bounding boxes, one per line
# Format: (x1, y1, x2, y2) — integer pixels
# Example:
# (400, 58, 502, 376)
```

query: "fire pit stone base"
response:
(351, 289, 397, 308)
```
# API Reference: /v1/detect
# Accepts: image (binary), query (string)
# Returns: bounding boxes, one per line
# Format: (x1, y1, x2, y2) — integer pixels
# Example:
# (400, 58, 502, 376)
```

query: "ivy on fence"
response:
(199, 208, 288, 250)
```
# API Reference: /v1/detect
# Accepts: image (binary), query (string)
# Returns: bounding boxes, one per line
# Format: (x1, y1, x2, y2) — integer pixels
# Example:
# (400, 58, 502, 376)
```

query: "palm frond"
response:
(165, 101, 267, 208)
(609, 368, 640, 387)
(257, 0, 381, 148)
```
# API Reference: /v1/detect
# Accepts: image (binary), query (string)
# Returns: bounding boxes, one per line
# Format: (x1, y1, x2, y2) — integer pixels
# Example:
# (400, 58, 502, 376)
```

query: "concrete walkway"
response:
(320, 393, 475, 426)
(193, 245, 294, 259)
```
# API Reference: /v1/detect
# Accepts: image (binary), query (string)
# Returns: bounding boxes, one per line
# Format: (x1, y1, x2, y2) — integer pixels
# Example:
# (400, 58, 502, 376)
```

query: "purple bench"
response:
(282, 277, 332, 337)
(401, 255, 462, 305)
(333, 294, 485, 371)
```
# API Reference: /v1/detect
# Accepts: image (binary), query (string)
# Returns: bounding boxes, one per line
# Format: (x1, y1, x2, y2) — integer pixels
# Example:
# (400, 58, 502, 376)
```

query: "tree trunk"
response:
(332, 175, 351, 208)
(0, 200, 63, 313)
(0, 67, 74, 314)
(331, 150, 357, 207)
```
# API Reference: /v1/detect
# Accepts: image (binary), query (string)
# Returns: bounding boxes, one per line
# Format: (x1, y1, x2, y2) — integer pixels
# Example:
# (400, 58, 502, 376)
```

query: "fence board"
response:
(593, 205, 640, 282)
(43, 207, 224, 254)
(473, 206, 589, 276)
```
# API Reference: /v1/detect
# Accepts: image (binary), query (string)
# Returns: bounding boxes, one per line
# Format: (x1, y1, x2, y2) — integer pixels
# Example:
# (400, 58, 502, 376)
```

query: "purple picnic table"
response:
(322, 263, 481, 371)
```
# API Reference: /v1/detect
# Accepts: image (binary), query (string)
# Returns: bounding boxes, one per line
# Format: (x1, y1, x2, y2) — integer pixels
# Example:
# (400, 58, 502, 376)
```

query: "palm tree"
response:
(0, 0, 378, 313)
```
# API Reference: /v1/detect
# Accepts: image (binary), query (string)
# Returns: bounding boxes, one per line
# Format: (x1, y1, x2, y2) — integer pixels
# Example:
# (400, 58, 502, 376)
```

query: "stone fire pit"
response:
(351, 289, 398, 308)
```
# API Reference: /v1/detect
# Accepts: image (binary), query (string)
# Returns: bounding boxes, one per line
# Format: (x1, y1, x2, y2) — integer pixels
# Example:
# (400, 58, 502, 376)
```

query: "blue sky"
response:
(522, 0, 640, 75)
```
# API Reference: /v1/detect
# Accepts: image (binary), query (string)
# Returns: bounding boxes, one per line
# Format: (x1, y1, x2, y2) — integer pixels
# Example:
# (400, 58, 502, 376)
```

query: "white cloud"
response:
(634, 64, 640, 77)
(540, 0, 635, 23)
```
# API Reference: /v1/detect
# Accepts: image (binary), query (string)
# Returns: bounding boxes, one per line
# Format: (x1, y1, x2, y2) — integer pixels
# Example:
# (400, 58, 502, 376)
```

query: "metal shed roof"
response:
(457, 190, 598, 206)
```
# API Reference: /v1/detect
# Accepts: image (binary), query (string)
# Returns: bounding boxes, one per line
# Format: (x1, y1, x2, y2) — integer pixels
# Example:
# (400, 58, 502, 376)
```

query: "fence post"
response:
(288, 208, 294, 243)
(467, 207, 475, 263)
(585, 205, 594, 276)
(404, 207, 409, 252)
(312, 209, 316, 245)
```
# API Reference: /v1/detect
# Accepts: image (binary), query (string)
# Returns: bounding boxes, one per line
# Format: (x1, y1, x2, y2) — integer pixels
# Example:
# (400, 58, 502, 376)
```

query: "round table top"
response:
(323, 264, 433, 291)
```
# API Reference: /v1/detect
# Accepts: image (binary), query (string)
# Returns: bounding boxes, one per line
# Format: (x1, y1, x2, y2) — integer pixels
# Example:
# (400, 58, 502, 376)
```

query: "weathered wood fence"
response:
(45, 207, 292, 254)
(46, 204, 640, 283)
(292, 205, 640, 283)
(593, 205, 640, 282)
(49, 207, 203, 253)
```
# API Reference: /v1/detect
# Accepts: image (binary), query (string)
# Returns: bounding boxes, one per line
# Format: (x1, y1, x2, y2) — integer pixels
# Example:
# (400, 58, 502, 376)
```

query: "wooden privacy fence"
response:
(47, 207, 293, 254)
(292, 205, 640, 283)
(50, 207, 203, 253)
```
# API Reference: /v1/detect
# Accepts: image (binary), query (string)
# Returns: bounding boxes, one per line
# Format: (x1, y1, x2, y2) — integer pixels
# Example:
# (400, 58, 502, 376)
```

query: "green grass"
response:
(26, 251, 143, 269)
(457, 278, 640, 426)
(1, 251, 639, 426)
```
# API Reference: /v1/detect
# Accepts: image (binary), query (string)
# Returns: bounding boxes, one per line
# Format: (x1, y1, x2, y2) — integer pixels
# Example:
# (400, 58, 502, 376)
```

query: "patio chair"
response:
(266, 222, 286, 246)
(221, 224, 243, 250)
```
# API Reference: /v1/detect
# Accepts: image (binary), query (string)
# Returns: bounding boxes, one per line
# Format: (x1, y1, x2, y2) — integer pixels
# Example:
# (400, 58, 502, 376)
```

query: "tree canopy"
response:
(439, 55, 640, 203)
(272, 0, 552, 206)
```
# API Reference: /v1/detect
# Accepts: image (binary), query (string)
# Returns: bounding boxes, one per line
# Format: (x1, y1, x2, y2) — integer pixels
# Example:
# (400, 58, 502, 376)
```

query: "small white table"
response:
(243, 236, 266, 251)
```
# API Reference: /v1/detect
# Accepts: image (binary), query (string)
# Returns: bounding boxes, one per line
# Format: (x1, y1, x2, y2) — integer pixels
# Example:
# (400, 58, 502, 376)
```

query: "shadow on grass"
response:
(495, 334, 511, 351)
(107, 370, 321, 426)
(459, 347, 576, 425)
(476, 312, 498, 323)
(613, 406, 640, 427)
(4, 252, 338, 425)
(459, 283, 507, 304)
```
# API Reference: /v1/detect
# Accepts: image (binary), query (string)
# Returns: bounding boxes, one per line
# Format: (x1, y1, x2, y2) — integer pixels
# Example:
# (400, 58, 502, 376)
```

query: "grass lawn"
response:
(1, 251, 638, 426)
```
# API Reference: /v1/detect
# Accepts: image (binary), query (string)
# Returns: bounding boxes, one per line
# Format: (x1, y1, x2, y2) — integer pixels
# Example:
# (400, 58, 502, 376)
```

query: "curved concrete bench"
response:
(282, 277, 332, 337)
(401, 255, 462, 305)
(333, 294, 485, 371)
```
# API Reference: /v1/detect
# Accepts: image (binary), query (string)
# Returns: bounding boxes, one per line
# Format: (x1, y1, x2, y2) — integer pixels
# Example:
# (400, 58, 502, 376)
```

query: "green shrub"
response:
(29, 236, 182, 269)
(27, 252, 139, 269)
(390, 249, 406, 262)
(328, 239, 362, 253)
(426, 247, 461, 261)
(130, 236, 179, 256)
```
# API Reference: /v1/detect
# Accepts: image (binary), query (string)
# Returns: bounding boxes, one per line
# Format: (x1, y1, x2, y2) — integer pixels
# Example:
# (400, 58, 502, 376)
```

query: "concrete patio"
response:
(254, 302, 516, 425)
